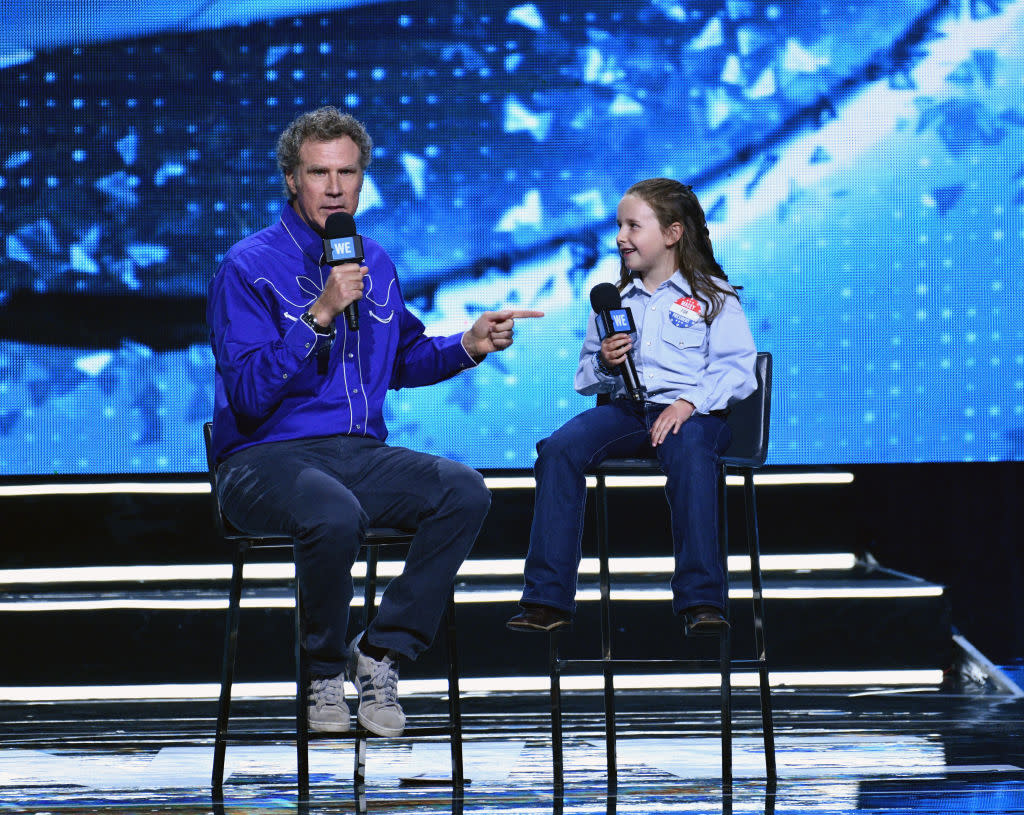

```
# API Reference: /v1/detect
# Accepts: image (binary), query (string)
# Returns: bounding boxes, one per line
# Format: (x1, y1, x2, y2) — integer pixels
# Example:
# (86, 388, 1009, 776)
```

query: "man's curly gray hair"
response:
(276, 107, 373, 198)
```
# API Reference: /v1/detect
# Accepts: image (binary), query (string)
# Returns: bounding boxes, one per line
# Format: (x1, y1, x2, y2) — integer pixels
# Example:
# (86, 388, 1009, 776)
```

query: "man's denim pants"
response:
(217, 434, 491, 677)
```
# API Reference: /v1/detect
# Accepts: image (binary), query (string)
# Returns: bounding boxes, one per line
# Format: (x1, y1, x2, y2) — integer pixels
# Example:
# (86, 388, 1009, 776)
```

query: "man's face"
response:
(286, 136, 364, 233)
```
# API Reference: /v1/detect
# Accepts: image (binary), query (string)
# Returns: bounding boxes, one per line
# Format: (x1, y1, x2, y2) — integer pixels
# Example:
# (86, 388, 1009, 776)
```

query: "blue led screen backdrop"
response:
(1, 0, 1022, 474)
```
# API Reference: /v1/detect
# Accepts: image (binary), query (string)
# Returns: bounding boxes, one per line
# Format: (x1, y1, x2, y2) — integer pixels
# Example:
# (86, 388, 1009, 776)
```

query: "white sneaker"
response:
(348, 633, 406, 737)
(307, 672, 351, 732)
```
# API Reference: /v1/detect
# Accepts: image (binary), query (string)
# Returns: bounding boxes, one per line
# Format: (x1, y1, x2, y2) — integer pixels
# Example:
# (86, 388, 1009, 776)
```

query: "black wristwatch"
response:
(594, 351, 616, 377)
(301, 310, 335, 337)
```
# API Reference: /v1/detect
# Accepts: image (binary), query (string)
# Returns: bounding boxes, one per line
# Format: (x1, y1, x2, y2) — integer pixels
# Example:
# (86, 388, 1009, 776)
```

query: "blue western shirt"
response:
(208, 202, 477, 463)
(574, 272, 757, 413)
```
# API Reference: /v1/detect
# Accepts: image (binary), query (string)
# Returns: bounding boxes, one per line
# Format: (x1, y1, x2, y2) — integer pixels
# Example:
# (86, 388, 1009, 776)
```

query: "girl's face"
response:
(615, 194, 679, 278)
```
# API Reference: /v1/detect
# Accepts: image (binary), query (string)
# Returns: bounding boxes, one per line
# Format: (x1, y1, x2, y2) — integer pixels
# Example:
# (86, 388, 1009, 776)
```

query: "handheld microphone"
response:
(323, 212, 364, 332)
(590, 282, 646, 402)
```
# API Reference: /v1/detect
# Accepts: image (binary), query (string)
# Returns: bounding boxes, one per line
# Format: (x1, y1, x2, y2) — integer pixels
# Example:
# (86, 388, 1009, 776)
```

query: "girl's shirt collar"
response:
(622, 270, 688, 297)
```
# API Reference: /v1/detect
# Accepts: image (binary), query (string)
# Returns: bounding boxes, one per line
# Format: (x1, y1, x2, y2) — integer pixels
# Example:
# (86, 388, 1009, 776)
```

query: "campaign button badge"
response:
(668, 297, 702, 328)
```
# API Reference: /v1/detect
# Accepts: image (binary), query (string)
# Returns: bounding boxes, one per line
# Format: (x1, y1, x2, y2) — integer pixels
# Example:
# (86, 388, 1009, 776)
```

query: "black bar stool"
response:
(548, 352, 776, 791)
(203, 423, 464, 802)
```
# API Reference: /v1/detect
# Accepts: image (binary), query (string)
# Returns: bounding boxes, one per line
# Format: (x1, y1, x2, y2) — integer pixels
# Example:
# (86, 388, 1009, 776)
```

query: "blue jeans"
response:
(217, 435, 490, 676)
(521, 398, 732, 616)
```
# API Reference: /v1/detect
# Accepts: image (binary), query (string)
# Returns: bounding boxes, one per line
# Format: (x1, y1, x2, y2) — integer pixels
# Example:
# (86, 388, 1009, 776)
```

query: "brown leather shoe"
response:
(681, 605, 729, 637)
(506, 604, 573, 632)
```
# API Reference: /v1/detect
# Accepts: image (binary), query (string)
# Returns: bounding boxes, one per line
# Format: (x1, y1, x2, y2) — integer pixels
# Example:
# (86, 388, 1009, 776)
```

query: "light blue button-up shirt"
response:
(574, 272, 757, 414)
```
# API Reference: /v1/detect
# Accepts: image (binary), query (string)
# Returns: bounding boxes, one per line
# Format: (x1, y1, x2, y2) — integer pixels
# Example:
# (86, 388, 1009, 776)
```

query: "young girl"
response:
(507, 178, 757, 636)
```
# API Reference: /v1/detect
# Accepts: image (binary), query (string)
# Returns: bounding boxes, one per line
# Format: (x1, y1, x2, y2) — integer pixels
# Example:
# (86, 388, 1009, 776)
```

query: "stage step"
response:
(0, 553, 950, 687)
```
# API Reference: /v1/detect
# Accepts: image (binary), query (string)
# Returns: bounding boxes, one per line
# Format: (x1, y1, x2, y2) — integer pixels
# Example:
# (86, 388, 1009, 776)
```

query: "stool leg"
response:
(353, 545, 379, 781)
(212, 543, 247, 802)
(353, 736, 368, 815)
(602, 649, 617, 794)
(720, 625, 733, 781)
(718, 465, 732, 781)
(595, 474, 617, 793)
(295, 575, 309, 800)
(354, 737, 367, 789)
(445, 586, 465, 787)
(743, 469, 776, 780)
(549, 631, 564, 797)
(363, 545, 379, 627)
(354, 547, 382, 796)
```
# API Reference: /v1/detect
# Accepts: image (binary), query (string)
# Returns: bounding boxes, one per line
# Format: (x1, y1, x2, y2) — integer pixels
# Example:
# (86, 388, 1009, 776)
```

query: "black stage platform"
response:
(1, 466, 1021, 812)
(2, 680, 1024, 813)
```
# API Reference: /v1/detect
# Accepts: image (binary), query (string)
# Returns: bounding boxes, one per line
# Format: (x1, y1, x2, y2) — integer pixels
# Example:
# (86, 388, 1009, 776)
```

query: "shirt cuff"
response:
(451, 332, 482, 370)
(285, 316, 333, 359)
(593, 352, 615, 377)
(456, 334, 484, 368)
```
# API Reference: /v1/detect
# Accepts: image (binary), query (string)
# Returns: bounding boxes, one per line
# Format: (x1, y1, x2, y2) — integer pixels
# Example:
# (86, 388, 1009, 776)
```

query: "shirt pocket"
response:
(660, 320, 706, 351)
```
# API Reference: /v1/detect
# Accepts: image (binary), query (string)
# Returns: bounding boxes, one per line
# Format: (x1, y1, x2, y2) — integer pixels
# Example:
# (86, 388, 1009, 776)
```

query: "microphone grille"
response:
(590, 282, 621, 311)
(324, 211, 356, 238)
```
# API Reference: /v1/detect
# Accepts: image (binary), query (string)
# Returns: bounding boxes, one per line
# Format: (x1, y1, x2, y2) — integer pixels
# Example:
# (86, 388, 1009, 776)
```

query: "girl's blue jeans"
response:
(521, 397, 732, 616)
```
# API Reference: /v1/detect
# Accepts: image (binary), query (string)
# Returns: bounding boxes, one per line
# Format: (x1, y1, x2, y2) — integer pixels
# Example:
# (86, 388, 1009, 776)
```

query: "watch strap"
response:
(301, 310, 335, 337)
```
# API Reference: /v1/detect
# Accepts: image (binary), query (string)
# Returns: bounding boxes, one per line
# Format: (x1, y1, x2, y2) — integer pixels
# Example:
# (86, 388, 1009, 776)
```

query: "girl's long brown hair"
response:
(617, 178, 738, 322)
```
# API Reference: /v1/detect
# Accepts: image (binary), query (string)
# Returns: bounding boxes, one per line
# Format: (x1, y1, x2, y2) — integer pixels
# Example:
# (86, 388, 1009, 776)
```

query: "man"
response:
(207, 107, 541, 737)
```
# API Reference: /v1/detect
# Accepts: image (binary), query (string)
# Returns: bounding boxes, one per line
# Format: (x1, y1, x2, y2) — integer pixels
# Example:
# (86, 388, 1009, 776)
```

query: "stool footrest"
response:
(557, 657, 728, 671)
(219, 724, 458, 743)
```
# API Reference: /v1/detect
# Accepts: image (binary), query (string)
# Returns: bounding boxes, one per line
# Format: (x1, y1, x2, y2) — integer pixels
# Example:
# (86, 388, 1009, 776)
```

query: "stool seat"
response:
(586, 458, 662, 472)
(364, 528, 418, 542)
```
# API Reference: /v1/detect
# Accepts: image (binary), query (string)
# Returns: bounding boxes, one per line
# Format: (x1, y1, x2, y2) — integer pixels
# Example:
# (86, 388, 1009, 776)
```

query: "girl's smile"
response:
(616, 193, 682, 288)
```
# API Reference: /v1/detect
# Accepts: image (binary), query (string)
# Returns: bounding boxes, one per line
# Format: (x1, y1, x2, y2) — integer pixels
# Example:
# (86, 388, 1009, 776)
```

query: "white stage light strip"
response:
(458, 552, 859, 576)
(440, 586, 944, 603)
(0, 553, 859, 587)
(0, 564, 235, 584)
(0, 669, 943, 702)
(727, 553, 857, 572)
(0, 599, 284, 611)
(486, 472, 854, 489)
(0, 471, 854, 497)
(603, 472, 855, 488)
(480, 477, 537, 489)
(0, 583, 941, 611)
(729, 586, 943, 599)
(746, 472, 855, 486)
(0, 482, 211, 497)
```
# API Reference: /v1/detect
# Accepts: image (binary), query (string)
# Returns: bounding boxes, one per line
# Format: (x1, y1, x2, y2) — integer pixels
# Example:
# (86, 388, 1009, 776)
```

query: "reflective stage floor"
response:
(3, 681, 1024, 814)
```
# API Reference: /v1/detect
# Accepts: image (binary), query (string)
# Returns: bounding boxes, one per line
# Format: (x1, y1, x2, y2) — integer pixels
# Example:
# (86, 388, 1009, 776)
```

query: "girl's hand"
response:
(650, 399, 695, 447)
(599, 333, 633, 368)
